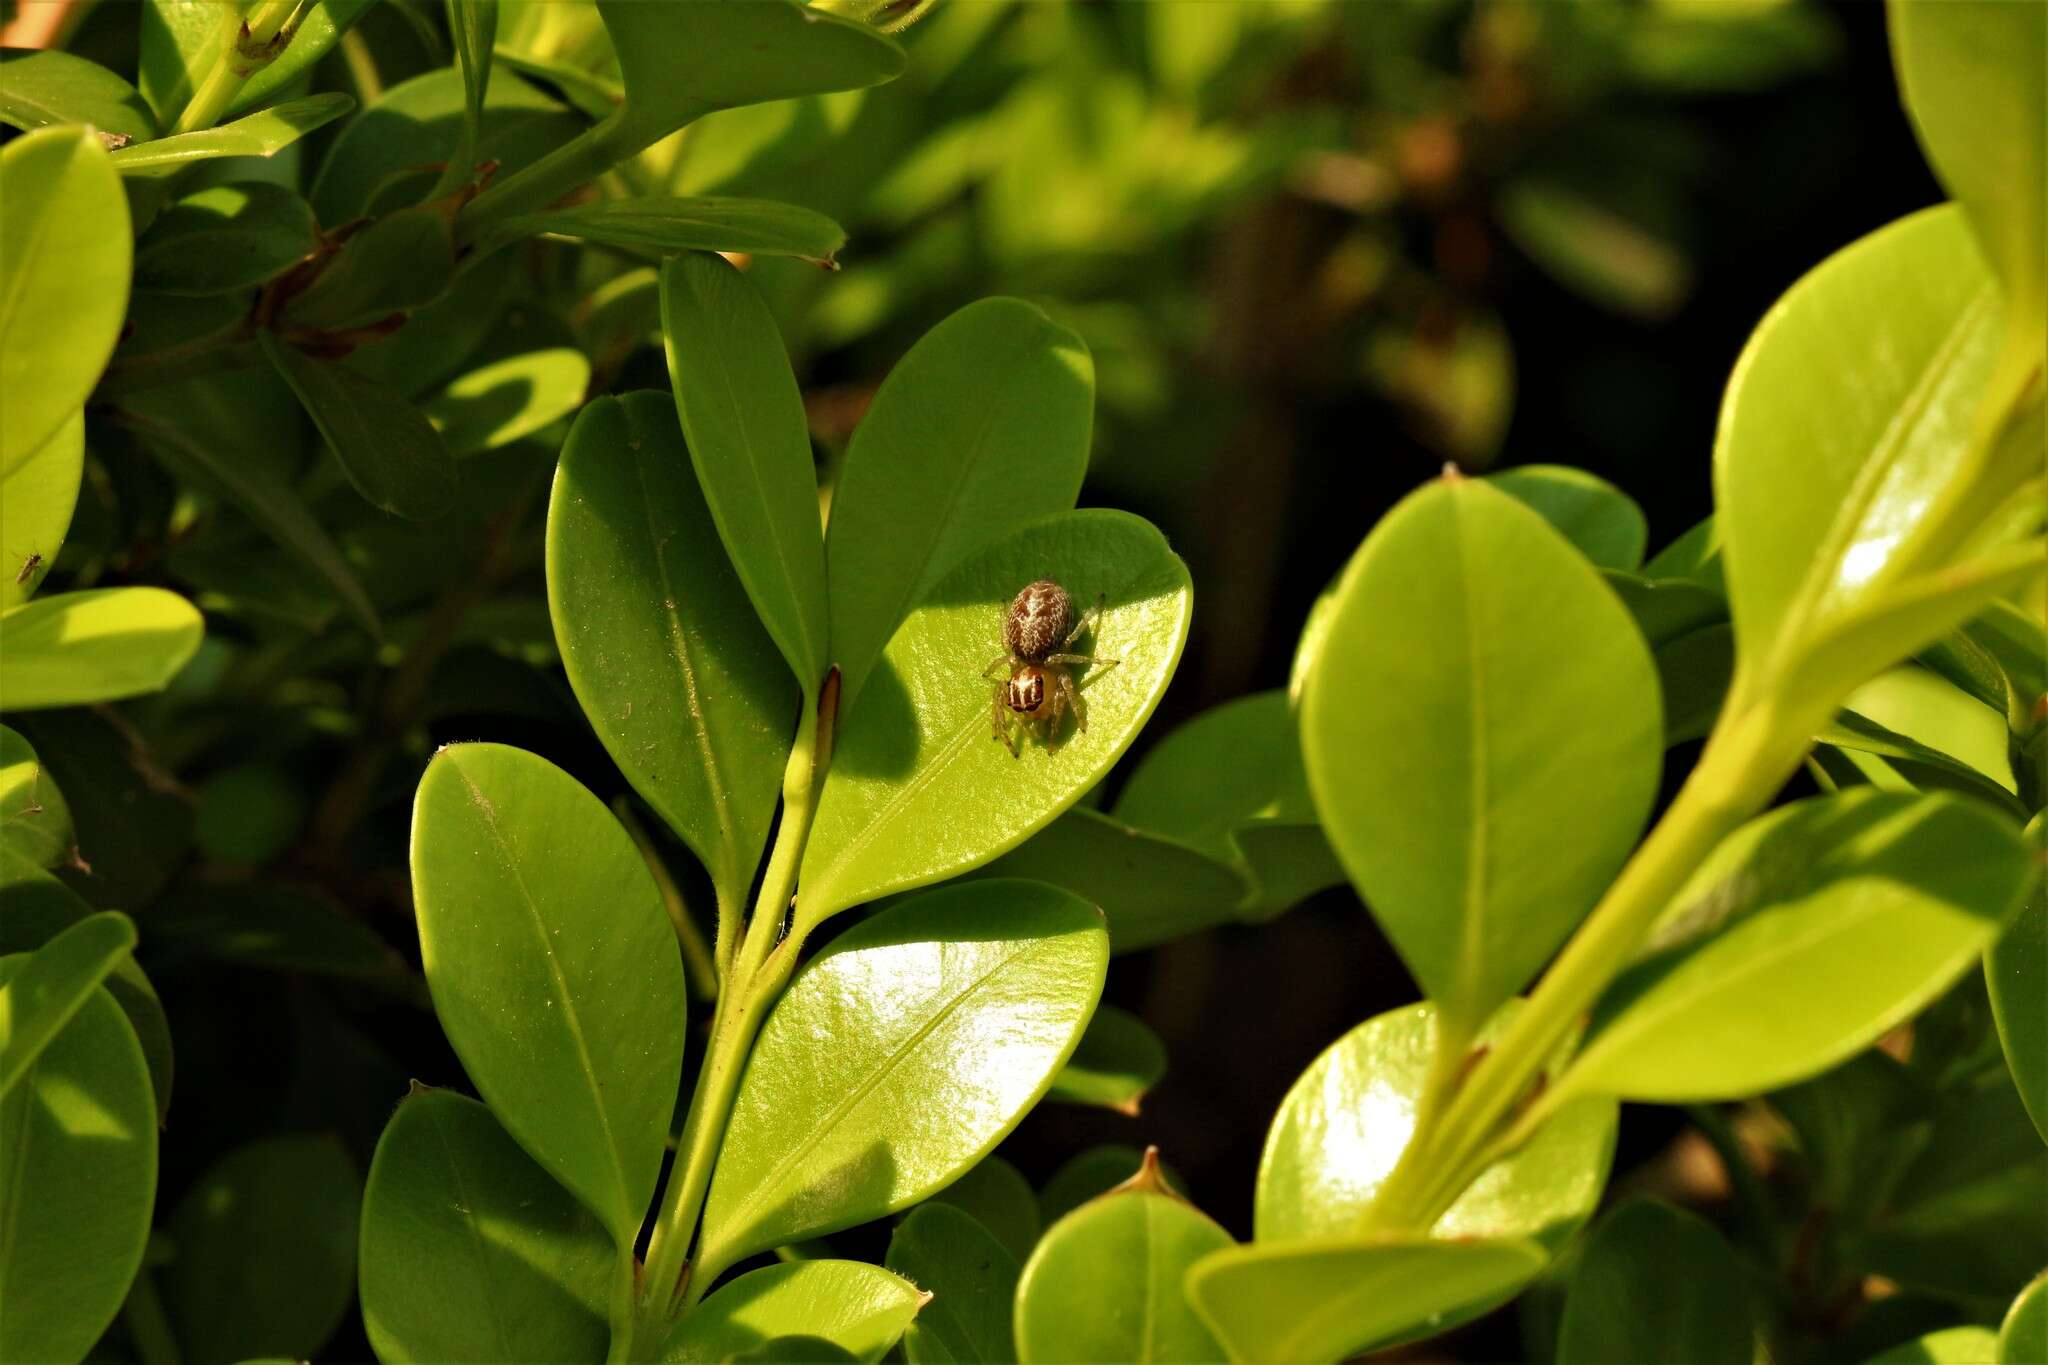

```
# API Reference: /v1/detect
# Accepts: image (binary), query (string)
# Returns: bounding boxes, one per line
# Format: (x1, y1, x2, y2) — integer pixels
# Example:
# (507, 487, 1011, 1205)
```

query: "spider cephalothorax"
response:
(983, 578, 1119, 756)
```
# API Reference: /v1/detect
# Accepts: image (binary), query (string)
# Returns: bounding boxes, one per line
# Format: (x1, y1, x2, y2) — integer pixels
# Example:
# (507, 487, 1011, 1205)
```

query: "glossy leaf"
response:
(1186, 1236, 1546, 1365)
(2002, 1272, 2048, 1365)
(966, 807, 1249, 953)
(110, 92, 355, 169)
(165, 1135, 360, 1365)
(0, 409, 82, 608)
(660, 252, 828, 690)
(1556, 1201, 1750, 1365)
(928, 1154, 1041, 1265)
(662, 1261, 925, 1364)
(548, 393, 797, 919)
(0, 586, 204, 710)
(887, 1203, 1020, 1365)
(1047, 1004, 1166, 1115)
(0, 49, 155, 142)
(0, 724, 71, 866)
(1487, 464, 1648, 570)
(1988, 815, 2048, 1145)
(1889, 0, 2046, 342)
(698, 881, 1107, 1275)
(1301, 476, 1662, 1033)
(425, 344, 590, 458)
(134, 181, 317, 295)
(1564, 790, 2034, 1103)
(0, 126, 130, 469)
(0, 968, 156, 1365)
(411, 742, 687, 1244)
(1015, 1162, 1230, 1364)
(800, 510, 1191, 924)
(1864, 1327, 2001, 1365)
(497, 197, 846, 265)
(360, 1088, 613, 1364)
(824, 298, 1094, 711)
(0, 909, 134, 1101)
(263, 333, 458, 521)
(1258, 1002, 1615, 1250)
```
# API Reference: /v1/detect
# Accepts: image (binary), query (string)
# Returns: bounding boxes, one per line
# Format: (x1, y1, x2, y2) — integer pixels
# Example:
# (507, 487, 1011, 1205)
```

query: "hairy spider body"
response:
(984, 578, 1119, 756)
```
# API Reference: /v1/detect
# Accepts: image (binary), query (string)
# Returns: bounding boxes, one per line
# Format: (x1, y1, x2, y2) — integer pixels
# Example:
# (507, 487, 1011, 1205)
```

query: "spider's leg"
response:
(981, 653, 1011, 682)
(992, 688, 1019, 756)
(1058, 668, 1087, 734)
(1043, 679, 1070, 755)
(1060, 592, 1106, 650)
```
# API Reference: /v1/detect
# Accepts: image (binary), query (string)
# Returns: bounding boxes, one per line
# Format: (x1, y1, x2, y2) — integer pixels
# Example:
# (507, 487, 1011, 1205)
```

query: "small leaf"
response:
(263, 333, 458, 520)
(360, 1088, 613, 1364)
(697, 881, 1107, 1277)
(0, 724, 71, 867)
(1015, 1164, 1231, 1364)
(411, 742, 687, 1245)
(1046, 1004, 1166, 1115)
(1562, 790, 2035, 1103)
(661, 1261, 925, 1364)
(445, 0, 499, 190)
(1603, 570, 1727, 649)
(0, 409, 82, 608)
(425, 345, 590, 458)
(110, 92, 356, 169)
(496, 197, 846, 265)
(134, 181, 318, 295)
(0, 909, 134, 1100)
(1301, 476, 1662, 1034)
(659, 252, 828, 691)
(548, 393, 797, 921)
(1987, 815, 2048, 1145)
(0, 587, 204, 711)
(1186, 1236, 1546, 1365)
(149, 883, 414, 994)
(0, 49, 156, 142)
(927, 1154, 1041, 1265)
(1257, 1002, 1615, 1250)
(887, 1203, 1020, 1365)
(1487, 464, 1649, 570)
(1497, 179, 1690, 318)
(1863, 1327, 2001, 1365)
(2001, 1272, 2048, 1365)
(799, 510, 1191, 926)
(824, 298, 1094, 711)
(1557, 1201, 1751, 1365)
(0, 126, 130, 470)
(1656, 623, 1735, 746)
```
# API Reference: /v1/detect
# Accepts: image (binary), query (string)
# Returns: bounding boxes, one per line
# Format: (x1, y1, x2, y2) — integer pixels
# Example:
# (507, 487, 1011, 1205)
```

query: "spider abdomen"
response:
(1005, 579, 1073, 661)
(1006, 668, 1046, 714)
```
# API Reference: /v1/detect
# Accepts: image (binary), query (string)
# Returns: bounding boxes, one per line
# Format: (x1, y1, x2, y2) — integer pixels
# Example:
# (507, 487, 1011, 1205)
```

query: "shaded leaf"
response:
(497, 197, 845, 265)
(887, 1203, 1020, 1365)
(134, 181, 317, 295)
(1987, 815, 2048, 1145)
(1046, 1004, 1166, 1115)
(1557, 1201, 1751, 1365)
(1487, 464, 1648, 570)
(263, 333, 458, 520)
(0, 724, 71, 867)
(927, 1154, 1041, 1266)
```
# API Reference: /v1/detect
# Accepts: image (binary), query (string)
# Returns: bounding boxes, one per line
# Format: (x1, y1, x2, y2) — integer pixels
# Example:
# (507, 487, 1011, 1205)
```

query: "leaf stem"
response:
(612, 797, 720, 1002)
(170, 0, 302, 137)
(456, 107, 685, 249)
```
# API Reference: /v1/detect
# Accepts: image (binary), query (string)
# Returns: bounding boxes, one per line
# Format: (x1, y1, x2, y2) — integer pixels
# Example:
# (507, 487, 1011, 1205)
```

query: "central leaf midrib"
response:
(426, 1101, 517, 1359)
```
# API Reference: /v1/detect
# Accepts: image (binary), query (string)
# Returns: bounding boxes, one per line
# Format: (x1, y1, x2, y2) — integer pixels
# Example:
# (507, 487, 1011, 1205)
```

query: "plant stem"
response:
(456, 108, 671, 248)
(612, 798, 720, 1002)
(120, 1270, 183, 1365)
(171, 0, 302, 136)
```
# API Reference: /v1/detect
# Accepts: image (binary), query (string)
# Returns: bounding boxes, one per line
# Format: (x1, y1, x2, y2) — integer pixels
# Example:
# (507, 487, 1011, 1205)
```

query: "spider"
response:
(982, 578, 1119, 756)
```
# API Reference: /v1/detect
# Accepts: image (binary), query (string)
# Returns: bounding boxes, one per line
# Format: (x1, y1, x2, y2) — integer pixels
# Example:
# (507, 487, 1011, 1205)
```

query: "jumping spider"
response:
(983, 578, 1119, 756)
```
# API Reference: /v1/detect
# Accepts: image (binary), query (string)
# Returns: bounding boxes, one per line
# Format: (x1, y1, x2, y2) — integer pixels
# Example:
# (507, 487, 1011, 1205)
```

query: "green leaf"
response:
(1016, 1160, 1231, 1364)
(800, 510, 1191, 925)
(1487, 464, 1649, 571)
(0, 126, 130, 470)
(110, 92, 355, 169)
(1603, 570, 1728, 649)
(411, 742, 687, 1245)
(1656, 623, 1735, 746)
(697, 881, 1107, 1276)
(1562, 790, 2035, 1103)
(262, 333, 459, 520)
(0, 409, 82, 608)
(1988, 815, 2048, 1145)
(662, 1261, 925, 1364)
(124, 404, 381, 635)
(496, 197, 846, 266)
(149, 883, 415, 994)
(0, 909, 134, 1100)
(548, 393, 797, 920)
(425, 344, 590, 458)
(965, 807, 1250, 953)
(1497, 179, 1690, 319)
(1556, 1201, 1751, 1365)
(446, 0, 500, 189)
(134, 181, 317, 295)
(1186, 1236, 1547, 1365)
(1047, 1004, 1166, 1115)
(12, 708, 190, 913)
(1258, 1002, 1615, 1250)
(1042, 1146, 1186, 1228)
(1840, 666, 2017, 794)
(1300, 476, 1662, 1034)
(348, 247, 518, 399)
(887, 1203, 1020, 1365)
(824, 298, 1094, 711)
(491, 47, 623, 121)
(281, 203, 458, 331)
(927, 1154, 1041, 1266)
(2002, 1272, 2048, 1365)
(1715, 206, 2015, 691)
(659, 252, 828, 691)
(0, 586, 204, 710)
(360, 1087, 613, 1364)
(0, 49, 156, 142)
(231, 1, 378, 115)
(1864, 1327, 2002, 1365)
(137, 1, 373, 125)
(0, 724, 72, 866)
(1889, 0, 2046, 345)
(1643, 515, 1726, 592)
(0, 969, 155, 1365)
(165, 1135, 360, 1365)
